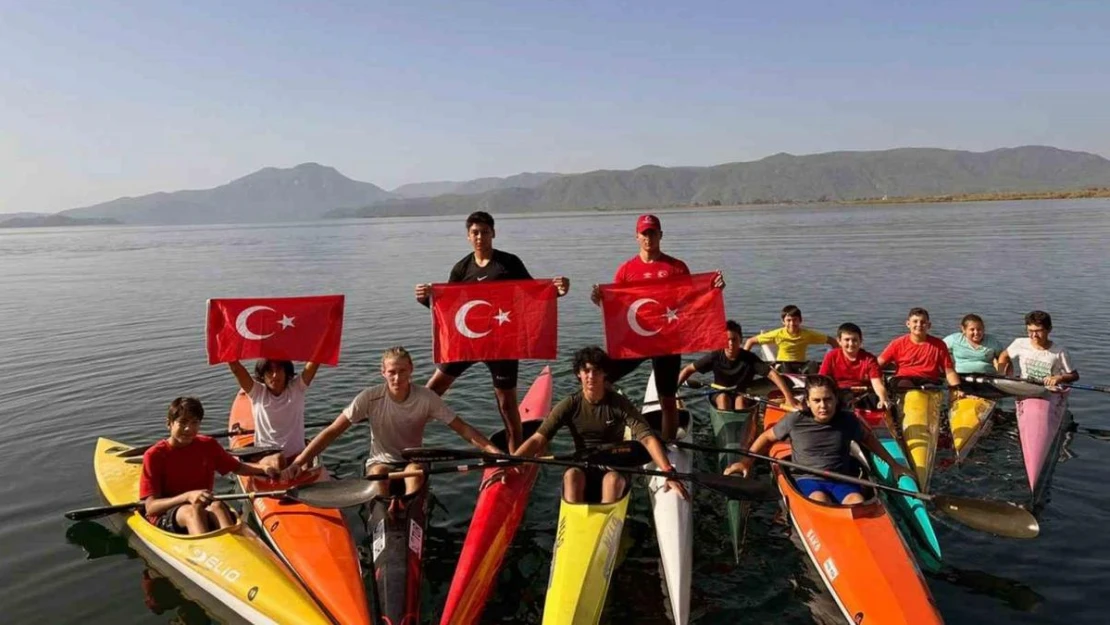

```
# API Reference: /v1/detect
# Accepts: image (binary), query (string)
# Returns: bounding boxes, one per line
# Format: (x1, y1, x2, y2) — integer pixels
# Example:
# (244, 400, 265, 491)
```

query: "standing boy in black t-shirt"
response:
(677, 320, 801, 411)
(415, 211, 569, 452)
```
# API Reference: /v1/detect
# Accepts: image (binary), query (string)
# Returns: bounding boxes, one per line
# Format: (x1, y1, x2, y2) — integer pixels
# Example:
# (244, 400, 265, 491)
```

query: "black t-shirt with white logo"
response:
(448, 249, 532, 283)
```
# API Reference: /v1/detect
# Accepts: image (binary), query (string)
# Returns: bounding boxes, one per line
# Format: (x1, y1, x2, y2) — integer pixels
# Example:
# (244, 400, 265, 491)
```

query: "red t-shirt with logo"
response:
(879, 335, 954, 381)
(139, 435, 241, 522)
(819, 348, 881, 388)
(614, 253, 690, 283)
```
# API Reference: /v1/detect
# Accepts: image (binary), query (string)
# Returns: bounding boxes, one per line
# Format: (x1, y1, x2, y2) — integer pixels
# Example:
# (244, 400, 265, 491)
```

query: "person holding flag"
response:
(590, 214, 725, 441)
(206, 294, 346, 469)
(415, 211, 570, 452)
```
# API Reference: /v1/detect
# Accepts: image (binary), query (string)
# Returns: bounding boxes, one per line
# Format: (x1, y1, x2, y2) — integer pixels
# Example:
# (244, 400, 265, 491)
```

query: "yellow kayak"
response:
(898, 389, 943, 491)
(949, 396, 997, 462)
(93, 438, 334, 625)
(542, 484, 631, 625)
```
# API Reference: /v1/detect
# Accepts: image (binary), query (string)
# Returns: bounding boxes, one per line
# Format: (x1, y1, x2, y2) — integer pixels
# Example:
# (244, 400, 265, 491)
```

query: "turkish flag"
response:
(600, 272, 725, 359)
(206, 295, 344, 365)
(431, 280, 557, 364)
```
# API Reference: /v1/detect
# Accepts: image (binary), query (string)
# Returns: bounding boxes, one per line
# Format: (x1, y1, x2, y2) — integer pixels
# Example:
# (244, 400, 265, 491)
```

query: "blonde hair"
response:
(381, 346, 413, 367)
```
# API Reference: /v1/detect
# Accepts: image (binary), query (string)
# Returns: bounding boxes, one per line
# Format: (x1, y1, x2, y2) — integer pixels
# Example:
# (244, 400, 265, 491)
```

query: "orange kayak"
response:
(763, 404, 943, 624)
(229, 391, 370, 625)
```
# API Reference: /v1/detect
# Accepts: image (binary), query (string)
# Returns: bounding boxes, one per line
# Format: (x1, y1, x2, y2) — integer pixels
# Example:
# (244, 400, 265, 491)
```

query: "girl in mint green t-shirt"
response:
(943, 314, 1005, 374)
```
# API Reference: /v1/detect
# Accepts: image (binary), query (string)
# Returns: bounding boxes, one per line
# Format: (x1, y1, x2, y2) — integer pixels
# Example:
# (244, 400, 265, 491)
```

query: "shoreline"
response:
(843, 187, 1110, 205)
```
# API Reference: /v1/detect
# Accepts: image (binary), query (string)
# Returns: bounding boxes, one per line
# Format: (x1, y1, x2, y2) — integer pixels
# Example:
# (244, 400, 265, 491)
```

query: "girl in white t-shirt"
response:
(228, 359, 320, 469)
(997, 311, 1079, 389)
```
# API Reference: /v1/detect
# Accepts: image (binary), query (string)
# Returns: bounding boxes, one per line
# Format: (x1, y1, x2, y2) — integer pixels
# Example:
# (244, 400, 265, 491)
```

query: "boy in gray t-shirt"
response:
(283, 346, 500, 497)
(725, 375, 913, 505)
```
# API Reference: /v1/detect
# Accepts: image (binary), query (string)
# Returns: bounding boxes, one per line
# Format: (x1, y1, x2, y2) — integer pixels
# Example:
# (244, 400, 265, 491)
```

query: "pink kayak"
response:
(1016, 390, 1070, 501)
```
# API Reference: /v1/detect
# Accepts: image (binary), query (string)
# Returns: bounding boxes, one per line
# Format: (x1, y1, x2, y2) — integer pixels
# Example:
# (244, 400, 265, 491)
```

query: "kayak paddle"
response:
(966, 372, 1109, 394)
(114, 420, 338, 458)
(671, 440, 1039, 539)
(63, 460, 507, 522)
(403, 442, 779, 501)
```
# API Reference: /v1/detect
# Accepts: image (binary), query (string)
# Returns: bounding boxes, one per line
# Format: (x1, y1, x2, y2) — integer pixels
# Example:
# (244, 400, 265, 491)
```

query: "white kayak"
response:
(641, 370, 693, 625)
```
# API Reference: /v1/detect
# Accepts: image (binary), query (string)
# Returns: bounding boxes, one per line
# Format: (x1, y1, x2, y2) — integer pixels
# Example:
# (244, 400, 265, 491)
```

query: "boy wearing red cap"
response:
(591, 214, 725, 440)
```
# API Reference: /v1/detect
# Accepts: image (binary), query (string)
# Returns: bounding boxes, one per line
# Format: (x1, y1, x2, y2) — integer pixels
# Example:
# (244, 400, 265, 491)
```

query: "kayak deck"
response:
(93, 437, 333, 625)
(707, 402, 758, 563)
(1016, 391, 1071, 505)
(439, 367, 554, 625)
(641, 370, 693, 625)
(897, 388, 943, 492)
(857, 409, 943, 573)
(542, 483, 632, 625)
(949, 395, 997, 463)
(227, 392, 370, 625)
(362, 483, 429, 624)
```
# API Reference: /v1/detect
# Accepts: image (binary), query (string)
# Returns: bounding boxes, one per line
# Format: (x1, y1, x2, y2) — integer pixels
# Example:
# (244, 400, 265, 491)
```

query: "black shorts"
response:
(153, 505, 188, 534)
(608, 354, 681, 397)
(437, 359, 519, 390)
(584, 466, 609, 504)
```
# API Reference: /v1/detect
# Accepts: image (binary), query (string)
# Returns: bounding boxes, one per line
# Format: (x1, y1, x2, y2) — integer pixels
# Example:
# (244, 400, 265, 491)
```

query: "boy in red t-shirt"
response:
(877, 308, 962, 390)
(139, 397, 278, 535)
(819, 322, 891, 409)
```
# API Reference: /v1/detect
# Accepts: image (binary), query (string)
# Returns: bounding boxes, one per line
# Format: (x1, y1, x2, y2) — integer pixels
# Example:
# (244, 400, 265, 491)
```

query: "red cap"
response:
(636, 214, 661, 234)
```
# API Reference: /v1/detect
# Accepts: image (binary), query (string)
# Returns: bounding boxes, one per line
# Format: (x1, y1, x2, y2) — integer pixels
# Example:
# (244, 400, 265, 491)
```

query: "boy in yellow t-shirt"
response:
(743, 305, 837, 373)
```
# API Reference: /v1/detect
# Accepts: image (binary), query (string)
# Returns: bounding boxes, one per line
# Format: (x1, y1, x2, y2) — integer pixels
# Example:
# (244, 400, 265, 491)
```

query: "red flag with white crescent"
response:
(600, 272, 725, 359)
(431, 280, 558, 364)
(205, 295, 344, 365)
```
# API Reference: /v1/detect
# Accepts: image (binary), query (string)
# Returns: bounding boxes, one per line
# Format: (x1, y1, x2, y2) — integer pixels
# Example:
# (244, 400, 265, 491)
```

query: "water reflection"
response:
(65, 521, 217, 624)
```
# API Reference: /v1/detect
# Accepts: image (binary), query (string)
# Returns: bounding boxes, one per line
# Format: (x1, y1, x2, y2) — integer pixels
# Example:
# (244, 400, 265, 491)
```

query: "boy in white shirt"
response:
(997, 310, 1080, 389)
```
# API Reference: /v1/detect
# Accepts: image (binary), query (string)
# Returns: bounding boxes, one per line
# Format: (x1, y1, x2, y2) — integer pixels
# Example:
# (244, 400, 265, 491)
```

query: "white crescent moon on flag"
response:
(627, 298, 660, 337)
(235, 305, 276, 340)
(455, 300, 492, 339)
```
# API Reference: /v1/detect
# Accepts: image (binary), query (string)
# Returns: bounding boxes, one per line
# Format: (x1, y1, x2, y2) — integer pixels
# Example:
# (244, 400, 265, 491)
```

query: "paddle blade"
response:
(693, 473, 780, 501)
(933, 495, 1040, 539)
(64, 501, 142, 522)
(286, 480, 381, 509)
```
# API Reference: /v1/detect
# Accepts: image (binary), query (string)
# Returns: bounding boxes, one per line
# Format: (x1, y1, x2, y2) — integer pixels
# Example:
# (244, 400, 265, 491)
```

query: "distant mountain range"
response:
(60, 163, 393, 225)
(329, 146, 1110, 218)
(8, 145, 1107, 227)
(391, 172, 563, 198)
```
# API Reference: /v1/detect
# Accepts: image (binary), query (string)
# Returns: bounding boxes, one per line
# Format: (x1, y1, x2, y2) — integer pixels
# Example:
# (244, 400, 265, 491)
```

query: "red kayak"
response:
(439, 366, 554, 625)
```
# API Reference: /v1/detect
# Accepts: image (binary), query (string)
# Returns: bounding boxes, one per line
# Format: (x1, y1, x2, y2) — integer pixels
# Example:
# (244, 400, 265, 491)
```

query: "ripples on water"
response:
(2, 200, 1109, 623)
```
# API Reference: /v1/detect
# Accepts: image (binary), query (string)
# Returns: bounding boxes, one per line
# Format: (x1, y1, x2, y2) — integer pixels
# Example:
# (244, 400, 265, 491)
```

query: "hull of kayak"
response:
(641, 370, 693, 625)
(707, 403, 757, 562)
(363, 484, 429, 624)
(440, 367, 554, 625)
(948, 396, 997, 463)
(1016, 391, 1070, 502)
(92, 438, 334, 625)
(857, 409, 943, 573)
(762, 407, 944, 625)
(897, 389, 943, 492)
(542, 484, 632, 625)
(228, 393, 370, 625)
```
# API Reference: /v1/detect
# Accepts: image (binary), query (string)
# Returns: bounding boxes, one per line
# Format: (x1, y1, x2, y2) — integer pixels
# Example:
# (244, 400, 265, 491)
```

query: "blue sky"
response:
(3, 0, 1109, 213)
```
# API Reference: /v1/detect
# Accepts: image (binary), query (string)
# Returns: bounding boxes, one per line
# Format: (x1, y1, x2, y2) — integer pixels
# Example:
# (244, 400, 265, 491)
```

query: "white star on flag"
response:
(494, 309, 511, 325)
(279, 315, 296, 329)
(664, 307, 679, 323)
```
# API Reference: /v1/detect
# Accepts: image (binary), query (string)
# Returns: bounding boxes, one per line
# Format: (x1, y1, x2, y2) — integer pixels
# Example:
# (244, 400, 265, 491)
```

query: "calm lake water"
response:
(2, 200, 1109, 624)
